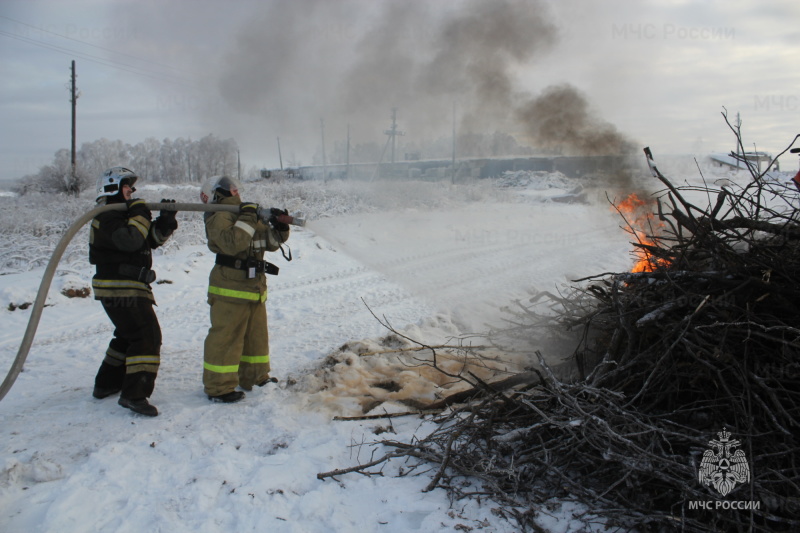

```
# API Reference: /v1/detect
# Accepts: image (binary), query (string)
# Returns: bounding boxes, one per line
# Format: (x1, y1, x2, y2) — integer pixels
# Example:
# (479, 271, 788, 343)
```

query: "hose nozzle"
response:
(257, 207, 306, 227)
(275, 213, 306, 227)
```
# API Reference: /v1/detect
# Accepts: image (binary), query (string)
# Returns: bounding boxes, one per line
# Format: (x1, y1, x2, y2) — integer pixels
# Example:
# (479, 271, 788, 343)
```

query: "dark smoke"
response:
(214, 0, 354, 129)
(516, 84, 638, 156)
(130, 0, 637, 166)
(516, 83, 642, 192)
(336, 0, 560, 137)
(413, 0, 559, 132)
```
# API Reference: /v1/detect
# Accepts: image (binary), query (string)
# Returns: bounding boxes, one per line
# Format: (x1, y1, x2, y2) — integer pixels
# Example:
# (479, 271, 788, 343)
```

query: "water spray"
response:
(0, 202, 304, 402)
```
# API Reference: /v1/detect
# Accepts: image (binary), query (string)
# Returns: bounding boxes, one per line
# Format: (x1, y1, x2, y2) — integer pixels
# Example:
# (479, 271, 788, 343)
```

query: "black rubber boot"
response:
(94, 360, 124, 399)
(118, 397, 159, 417)
(93, 386, 122, 399)
(121, 372, 156, 400)
(208, 391, 245, 403)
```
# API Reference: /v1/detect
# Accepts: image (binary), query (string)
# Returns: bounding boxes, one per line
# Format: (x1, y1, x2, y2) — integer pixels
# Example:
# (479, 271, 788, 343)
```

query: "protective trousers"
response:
(203, 296, 270, 397)
(94, 296, 162, 399)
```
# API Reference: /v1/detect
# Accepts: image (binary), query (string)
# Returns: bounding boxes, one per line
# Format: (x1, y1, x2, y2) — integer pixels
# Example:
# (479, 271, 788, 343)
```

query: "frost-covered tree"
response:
(19, 149, 90, 195)
(130, 137, 162, 182)
(77, 139, 130, 182)
(160, 138, 185, 183)
(192, 134, 238, 181)
(18, 135, 239, 195)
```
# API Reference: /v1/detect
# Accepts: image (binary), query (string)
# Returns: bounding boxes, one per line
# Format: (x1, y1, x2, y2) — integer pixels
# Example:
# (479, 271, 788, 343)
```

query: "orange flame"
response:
(615, 193, 662, 272)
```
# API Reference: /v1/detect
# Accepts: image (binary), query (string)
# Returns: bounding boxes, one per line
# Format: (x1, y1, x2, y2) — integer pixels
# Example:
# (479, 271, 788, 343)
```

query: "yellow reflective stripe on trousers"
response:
(93, 278, 151, 291)
(208, 285, 267, 302)
(204, 361, 240, 373)
(241, 355, 270, 365)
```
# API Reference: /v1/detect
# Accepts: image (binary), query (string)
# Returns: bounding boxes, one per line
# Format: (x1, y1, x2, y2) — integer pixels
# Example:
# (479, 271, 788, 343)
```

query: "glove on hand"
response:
(239, 202, 259, 216)
(158, 199, 178, 222)
(268, 207, 290, 232)
(126, 198, 151, 220)
(155, 216, 178, 233)
(155, 198, 178, 233)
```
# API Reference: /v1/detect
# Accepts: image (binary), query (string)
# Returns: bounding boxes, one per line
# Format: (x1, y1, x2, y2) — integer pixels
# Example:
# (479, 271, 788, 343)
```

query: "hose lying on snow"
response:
(0, 202, 302, 402)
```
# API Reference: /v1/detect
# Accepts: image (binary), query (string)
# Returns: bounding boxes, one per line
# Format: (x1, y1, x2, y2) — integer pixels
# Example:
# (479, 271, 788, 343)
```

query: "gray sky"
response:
(1, 0, 799, 183)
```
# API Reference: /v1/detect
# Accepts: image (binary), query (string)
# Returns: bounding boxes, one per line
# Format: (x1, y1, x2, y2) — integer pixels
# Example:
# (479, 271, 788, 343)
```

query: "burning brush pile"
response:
(527, 147, 800, 531)
(324, 143, 800, 532)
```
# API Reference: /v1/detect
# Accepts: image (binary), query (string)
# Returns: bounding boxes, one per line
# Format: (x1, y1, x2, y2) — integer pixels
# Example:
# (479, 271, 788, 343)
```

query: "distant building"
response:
(708, 151, 776, 172)
(262, 155, 639, 181)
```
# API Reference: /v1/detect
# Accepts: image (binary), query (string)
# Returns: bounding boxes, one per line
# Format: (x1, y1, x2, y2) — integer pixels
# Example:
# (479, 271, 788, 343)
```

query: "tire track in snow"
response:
(312, 213, 632, 329)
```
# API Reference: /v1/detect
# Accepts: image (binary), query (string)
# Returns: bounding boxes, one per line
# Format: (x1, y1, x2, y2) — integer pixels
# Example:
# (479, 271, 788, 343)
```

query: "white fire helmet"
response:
(200, 175, 241, 204)
(96, 167, 138, 200)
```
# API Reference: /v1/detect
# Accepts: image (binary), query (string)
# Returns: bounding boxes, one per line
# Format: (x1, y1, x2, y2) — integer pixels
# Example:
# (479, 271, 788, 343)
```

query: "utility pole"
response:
(277, 137, 283, 170)
(451, 101, 457, 184)
(320, 118, 327, 181)
(70, 60, 79, 194)
(345, 124, 351, 180)
(384, 107, 404, 175)
(237, 150, 241, 180)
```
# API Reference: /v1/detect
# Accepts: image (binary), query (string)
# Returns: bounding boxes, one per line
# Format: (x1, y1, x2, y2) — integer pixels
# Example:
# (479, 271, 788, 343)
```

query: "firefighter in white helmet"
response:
(90, 167, 178, 416)
(200, 176, 290, 402)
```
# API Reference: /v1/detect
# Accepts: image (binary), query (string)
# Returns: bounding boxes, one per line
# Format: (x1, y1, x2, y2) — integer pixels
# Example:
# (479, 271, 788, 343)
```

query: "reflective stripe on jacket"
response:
(204, 195, 289, 304)
(90, 199, 157, 301)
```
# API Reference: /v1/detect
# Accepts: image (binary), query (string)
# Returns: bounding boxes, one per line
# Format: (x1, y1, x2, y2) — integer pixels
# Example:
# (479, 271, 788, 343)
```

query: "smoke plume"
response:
(516, 84, 637, 157)
(125, 0, 638, 165)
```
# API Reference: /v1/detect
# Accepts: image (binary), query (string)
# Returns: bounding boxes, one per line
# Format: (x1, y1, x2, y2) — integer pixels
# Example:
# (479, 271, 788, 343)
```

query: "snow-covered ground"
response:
(0, 163, 784, 532)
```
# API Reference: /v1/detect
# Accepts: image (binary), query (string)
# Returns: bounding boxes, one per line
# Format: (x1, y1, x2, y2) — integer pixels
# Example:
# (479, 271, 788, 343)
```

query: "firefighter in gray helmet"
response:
(90, 167, 178, 416)
(200, 176, 290, 403)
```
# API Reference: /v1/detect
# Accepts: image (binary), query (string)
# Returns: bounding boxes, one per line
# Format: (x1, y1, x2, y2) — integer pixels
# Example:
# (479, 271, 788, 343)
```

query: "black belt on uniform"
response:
(215, 254, 279, 276)
(96, 264, 157, 283)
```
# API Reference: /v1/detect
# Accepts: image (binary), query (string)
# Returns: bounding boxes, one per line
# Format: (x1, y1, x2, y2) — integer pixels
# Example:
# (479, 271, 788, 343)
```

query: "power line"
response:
(0, 20, 193, 86)
(0, 15, 192, 75)
(0, 29, 190, 86)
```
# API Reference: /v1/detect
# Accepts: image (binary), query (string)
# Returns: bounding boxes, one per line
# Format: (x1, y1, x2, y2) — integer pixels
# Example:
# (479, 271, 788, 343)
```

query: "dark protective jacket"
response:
(204, 195, 290, 303)
(89, 199, 175, 300)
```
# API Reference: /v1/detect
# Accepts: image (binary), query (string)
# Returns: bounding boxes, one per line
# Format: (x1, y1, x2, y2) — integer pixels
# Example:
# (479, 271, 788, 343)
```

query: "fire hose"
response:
(0, 202, 305, 402)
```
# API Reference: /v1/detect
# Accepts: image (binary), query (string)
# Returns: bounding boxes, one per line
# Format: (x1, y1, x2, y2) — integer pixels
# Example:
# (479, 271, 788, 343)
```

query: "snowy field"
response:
(0, 162, 780, 532)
